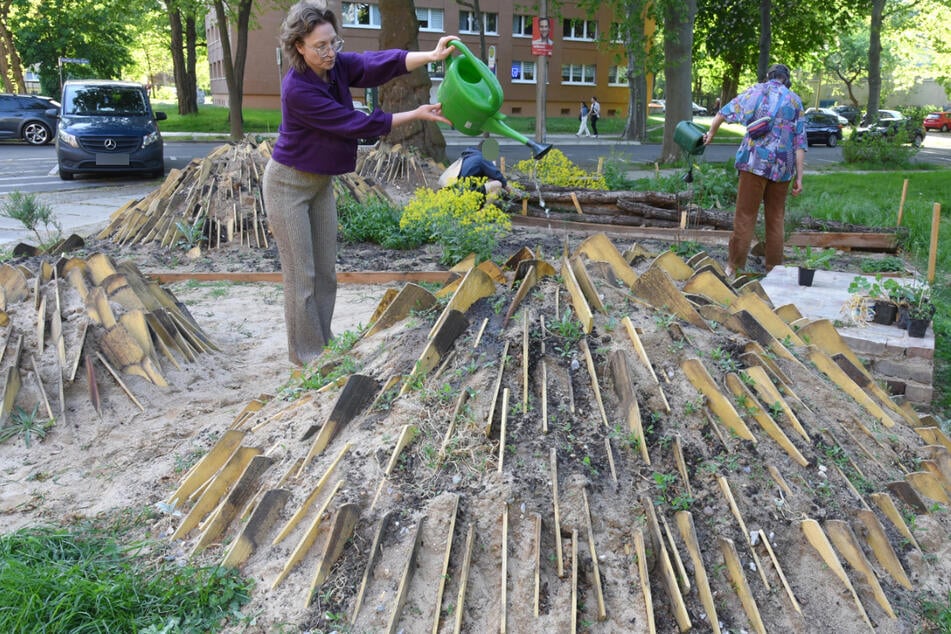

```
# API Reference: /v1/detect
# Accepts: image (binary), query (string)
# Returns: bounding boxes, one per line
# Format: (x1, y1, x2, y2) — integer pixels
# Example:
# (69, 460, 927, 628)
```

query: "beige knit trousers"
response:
(262, 159, 337, 366)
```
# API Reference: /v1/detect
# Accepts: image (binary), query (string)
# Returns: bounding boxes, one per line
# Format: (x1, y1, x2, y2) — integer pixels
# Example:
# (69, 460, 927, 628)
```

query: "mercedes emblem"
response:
(104, 138, 117, 150)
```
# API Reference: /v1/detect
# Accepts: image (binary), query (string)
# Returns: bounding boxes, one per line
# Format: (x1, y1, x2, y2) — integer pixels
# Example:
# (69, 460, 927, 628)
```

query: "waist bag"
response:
(747, 89, 783, 139)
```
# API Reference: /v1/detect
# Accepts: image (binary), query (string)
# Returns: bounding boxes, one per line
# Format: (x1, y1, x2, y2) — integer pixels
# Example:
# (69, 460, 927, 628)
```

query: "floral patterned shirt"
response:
(719, 79, 807, 182)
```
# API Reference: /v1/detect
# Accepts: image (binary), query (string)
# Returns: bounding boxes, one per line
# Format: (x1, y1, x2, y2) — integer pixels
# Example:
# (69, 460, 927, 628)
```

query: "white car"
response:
(806, 107, 848, 126)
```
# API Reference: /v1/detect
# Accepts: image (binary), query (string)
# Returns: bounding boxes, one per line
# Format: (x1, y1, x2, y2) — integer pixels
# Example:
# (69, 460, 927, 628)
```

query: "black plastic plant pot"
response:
(871, 300, 897, 325)
(797, 267, 816, 287)
(907, 318, 930, 338)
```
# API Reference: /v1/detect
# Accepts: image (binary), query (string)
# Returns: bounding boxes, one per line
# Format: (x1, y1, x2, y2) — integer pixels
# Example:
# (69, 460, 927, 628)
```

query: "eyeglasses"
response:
(307, 38, 344, 57)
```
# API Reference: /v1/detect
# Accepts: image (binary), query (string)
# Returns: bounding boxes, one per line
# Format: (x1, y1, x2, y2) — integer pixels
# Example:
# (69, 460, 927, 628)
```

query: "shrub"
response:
(400, 178, 512, 265)
(514, 148, 607, 189)
(629, 163, 737, 209)
(840, 134, 919, 168)
(337, 193, 424, 250)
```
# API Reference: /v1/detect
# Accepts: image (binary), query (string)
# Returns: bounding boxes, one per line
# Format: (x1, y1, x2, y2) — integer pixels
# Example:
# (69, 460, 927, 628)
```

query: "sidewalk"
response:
(0, 182, 157, 248)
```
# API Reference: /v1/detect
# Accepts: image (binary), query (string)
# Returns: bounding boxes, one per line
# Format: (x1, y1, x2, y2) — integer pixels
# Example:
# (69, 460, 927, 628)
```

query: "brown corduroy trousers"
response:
(262, 160, 337, 366)
(729, 170, 791, 273)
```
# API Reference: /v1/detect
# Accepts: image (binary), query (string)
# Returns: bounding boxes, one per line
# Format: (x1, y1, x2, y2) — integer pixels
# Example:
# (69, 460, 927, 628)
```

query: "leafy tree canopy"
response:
(12, 0, 142, 96)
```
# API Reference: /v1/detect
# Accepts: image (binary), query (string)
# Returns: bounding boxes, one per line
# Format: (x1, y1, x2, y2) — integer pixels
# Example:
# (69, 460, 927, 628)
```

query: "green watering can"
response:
(438, 41, 552, 160)
(673, 120, 707, 182)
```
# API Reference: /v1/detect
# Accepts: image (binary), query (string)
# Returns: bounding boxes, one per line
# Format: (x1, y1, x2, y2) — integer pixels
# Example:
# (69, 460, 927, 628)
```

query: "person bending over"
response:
(262, 0, 457, 366)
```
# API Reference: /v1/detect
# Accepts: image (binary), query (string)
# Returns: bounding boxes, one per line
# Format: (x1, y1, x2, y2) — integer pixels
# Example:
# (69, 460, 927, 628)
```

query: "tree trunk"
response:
(757, 0, 771, 81)
(213, 0, 251, 141)
(169, 6, 197, 115)
(660, 0, 697, 163)
(0, 0, 26, 92)
(866, 0, 884, 122)
(622, 59, 648, 142)
(378, 0, 447, 163)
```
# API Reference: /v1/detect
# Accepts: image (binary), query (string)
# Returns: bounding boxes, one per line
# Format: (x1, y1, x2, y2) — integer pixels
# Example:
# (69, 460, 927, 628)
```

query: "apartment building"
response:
(206, 1, 631, 119)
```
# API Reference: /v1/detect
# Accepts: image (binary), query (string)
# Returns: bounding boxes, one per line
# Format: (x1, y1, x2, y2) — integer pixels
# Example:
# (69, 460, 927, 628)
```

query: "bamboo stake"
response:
(453, 523, 475, 634)
(927, 202, 940, 283)
(550, 447, 564, 577)
(896, 178, 909, 226)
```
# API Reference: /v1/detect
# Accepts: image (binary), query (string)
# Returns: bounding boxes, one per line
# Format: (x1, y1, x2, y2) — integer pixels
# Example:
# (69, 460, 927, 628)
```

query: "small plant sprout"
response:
(794, 246, 836, 270)
(175, 214, 206, 250)
(0, 191, 63, 247)
(0, 405, 55, 447)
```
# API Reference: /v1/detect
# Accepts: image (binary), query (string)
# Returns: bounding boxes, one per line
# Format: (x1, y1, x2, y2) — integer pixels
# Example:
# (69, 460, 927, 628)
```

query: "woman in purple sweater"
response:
(263, 1, 456, 366)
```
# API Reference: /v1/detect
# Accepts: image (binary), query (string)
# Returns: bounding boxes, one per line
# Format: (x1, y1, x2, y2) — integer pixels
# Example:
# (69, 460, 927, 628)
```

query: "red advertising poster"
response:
(531, 16, 553, 57)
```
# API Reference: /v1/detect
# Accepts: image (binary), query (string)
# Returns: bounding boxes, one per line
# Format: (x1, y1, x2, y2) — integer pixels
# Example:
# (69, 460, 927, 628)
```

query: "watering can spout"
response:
(481, 114, 552, 159)
(437, 40, 554, 160)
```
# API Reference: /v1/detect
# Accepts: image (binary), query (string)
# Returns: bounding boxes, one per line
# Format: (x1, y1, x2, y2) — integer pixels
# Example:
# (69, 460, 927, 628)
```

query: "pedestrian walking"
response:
(589, 96, 601, 137)
(262, 0, 456, 366)
(703, 63, 806, 277)
(576, 101, 591, 137)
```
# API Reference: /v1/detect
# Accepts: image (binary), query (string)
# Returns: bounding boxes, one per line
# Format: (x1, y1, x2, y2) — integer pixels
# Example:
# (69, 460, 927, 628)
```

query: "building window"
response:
(342, 3, 381, 29)
(416, 7, 444, 32)
(562, 64, 596, 84)
(459, 10, 498, 35)
(511, 61, 536, 83)
(562, 19, 597, 40)
(610, 23, 625, 43)
(609, 65, 628, 86)
(428, 60, 446, 79)
(512, 15, 532, 37)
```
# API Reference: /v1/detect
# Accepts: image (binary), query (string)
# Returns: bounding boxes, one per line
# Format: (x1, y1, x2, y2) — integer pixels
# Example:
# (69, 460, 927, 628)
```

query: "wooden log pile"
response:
(515, 185, 904, 242)
(97, 138, 394, 252)
(518, 185, 737, 230)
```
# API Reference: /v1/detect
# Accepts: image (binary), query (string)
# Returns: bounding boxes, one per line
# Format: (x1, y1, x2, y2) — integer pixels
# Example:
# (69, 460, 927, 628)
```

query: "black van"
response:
(52, 80, 166, 180)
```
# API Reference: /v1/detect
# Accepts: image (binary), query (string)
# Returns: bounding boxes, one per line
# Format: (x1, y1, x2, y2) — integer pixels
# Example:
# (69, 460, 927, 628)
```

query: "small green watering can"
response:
(673, 120, 706, 182)
(438, 41, 552, 160)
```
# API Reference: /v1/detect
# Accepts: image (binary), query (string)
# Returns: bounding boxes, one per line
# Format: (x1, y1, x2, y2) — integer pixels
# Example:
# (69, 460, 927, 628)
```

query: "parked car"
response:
(692, 102, 708, 116)
(52, 80, 167, 180)
(648, 99, 665, 114)
(923, 110, 951, 132)
(0, 93, 59, 145)
(832, 104, 862, 125)
(352, 100, 379, 145)
(805, 107, 848, 126)
(855, 109, 926, 147)
(804, 111, 844, 147)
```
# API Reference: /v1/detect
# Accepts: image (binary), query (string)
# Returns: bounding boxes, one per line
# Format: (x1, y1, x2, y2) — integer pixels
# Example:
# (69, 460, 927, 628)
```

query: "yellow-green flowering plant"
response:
(514, 148, 607, 190)
(401, 177, 512, 265)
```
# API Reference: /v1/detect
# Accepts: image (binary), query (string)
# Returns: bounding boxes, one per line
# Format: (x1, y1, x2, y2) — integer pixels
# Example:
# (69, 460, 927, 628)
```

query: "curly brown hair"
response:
(280, 1, 338, 74)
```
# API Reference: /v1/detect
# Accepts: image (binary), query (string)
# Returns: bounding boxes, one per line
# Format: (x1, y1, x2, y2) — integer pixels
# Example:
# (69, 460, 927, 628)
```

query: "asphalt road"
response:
(1, 130, 949, 198)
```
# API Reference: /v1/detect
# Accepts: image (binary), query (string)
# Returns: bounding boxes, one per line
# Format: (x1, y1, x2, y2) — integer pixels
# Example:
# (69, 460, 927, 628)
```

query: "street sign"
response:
(59, 57, 90, 64)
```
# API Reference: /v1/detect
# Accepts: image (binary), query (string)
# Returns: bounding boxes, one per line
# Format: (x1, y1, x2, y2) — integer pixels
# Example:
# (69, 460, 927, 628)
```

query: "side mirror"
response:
(154, 111, 168, 121)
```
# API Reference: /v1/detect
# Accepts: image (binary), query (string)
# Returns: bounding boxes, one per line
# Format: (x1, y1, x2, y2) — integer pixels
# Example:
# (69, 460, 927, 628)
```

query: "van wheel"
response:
(827, 133, 838, 148)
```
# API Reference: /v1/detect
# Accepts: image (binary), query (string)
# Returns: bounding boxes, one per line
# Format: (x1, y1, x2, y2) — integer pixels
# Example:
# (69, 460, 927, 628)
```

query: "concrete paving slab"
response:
(759, 265, 934, 355)
(0, 183, 157, 247)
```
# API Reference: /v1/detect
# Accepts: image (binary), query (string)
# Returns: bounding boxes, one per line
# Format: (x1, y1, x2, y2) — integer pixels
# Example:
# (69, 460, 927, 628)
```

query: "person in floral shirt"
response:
(703, 64, 806, 277)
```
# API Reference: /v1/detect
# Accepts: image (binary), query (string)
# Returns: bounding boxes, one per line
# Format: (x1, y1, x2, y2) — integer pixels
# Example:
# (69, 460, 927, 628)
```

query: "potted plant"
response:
(794, 246, 836, 286)
(903, 281, 934, 338)
(848, 274, 901, 325)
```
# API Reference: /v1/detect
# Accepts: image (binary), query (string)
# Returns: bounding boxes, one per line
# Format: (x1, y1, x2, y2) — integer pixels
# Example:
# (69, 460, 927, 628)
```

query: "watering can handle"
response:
(447, 40, 504, 104)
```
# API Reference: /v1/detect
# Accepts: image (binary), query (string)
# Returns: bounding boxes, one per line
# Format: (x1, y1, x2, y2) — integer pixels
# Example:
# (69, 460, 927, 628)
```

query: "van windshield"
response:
(63, 85, 148, 116)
